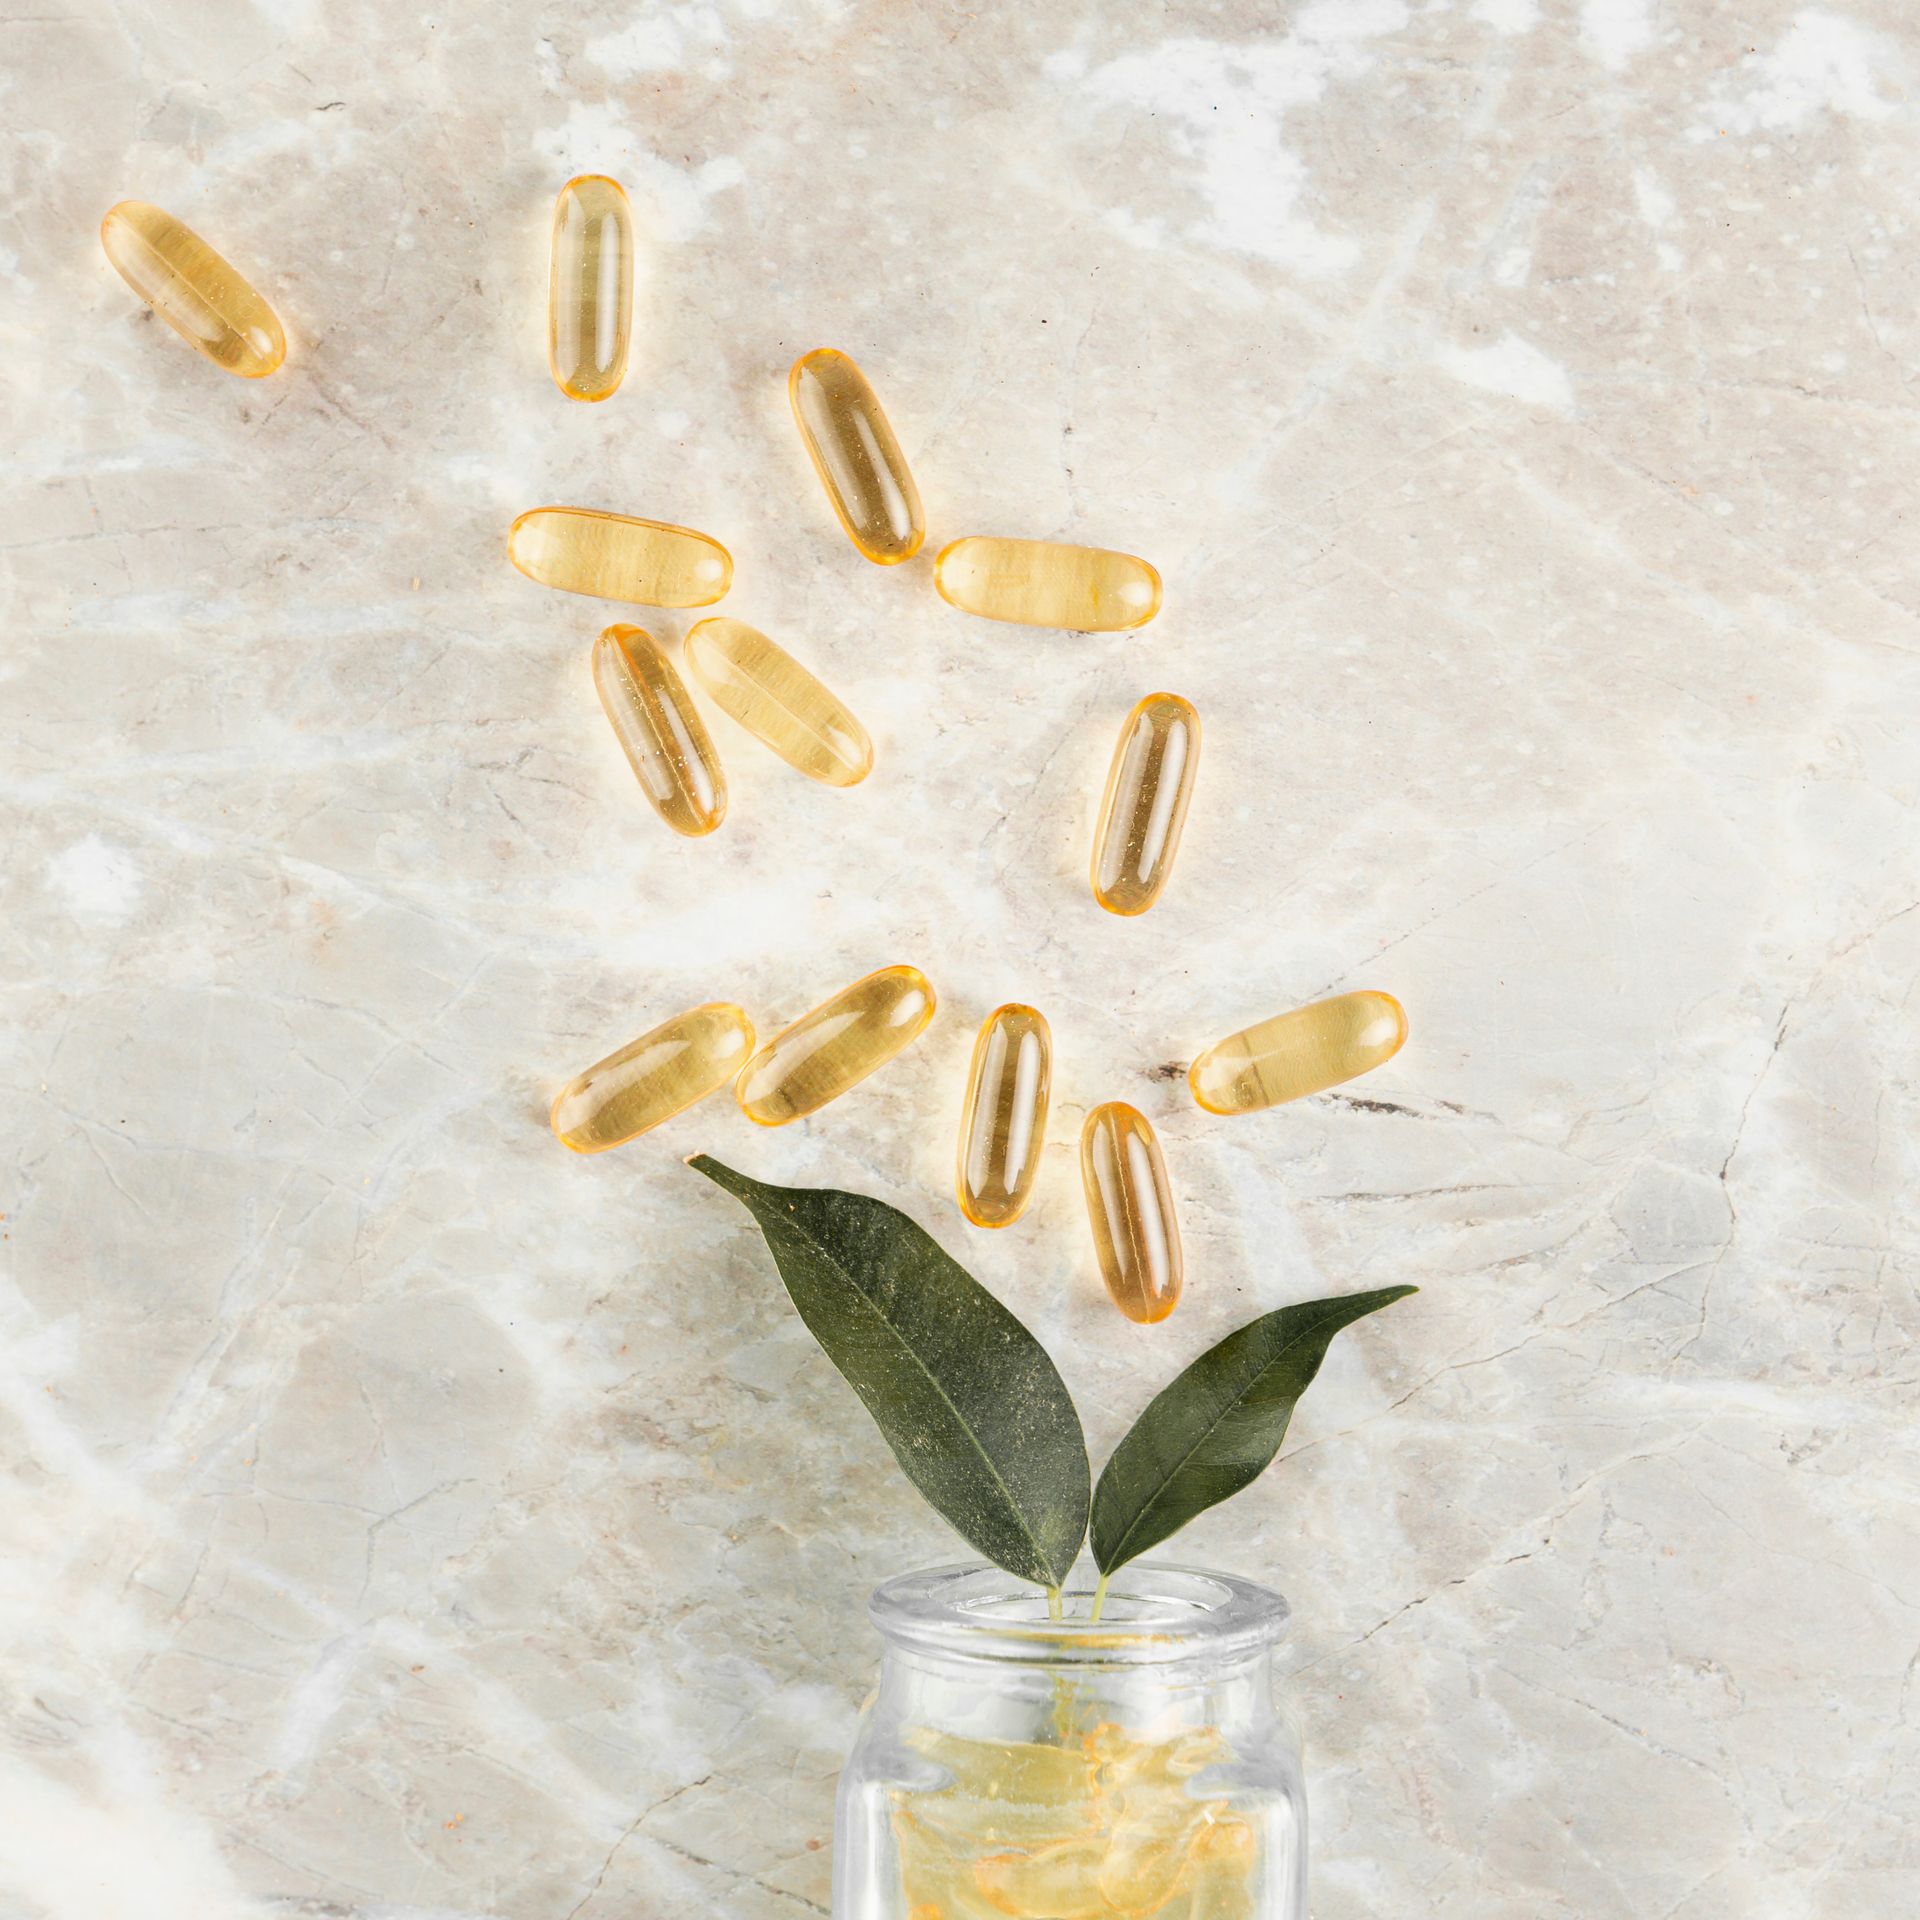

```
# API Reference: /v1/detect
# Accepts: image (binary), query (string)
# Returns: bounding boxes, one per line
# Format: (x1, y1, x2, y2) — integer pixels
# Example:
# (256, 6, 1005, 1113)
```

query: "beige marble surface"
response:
(6, 2, 1920, 1915)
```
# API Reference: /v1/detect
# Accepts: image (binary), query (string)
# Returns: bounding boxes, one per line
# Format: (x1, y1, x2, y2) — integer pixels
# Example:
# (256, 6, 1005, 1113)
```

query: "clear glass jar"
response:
(835, 1563, 1306, 1919)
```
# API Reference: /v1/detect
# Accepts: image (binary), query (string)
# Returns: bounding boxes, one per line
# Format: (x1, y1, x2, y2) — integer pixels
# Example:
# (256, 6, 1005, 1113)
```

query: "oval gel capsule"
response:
(736, 964, 936, 1125)
(933, 537, 1161, 631)
(1092, 693, 1200, 916)
(549, 175, 633, 403)
(1081, 1102, 1182, 1324)
(592, 625, 727, 836)
(551, 1003, 754, 1152)
(100, 200, 285, 378)
(1190, 992, 1408, 1115)
(956, 1004, 1052, 1228)
(685, 618, 873, 787)
(788, 348, 925, 564)
(510, 507, 732, 608)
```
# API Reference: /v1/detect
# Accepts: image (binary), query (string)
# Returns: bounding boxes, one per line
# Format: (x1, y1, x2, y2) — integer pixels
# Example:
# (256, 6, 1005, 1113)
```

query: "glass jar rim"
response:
(869, 1561, 1290, 1668)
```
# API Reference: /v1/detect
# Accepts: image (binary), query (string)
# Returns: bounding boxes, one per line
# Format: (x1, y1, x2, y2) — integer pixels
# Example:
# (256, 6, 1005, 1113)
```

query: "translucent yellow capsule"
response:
(592, 625, 726, 836)
(509, 507, 732, 608)
(1092, 693, 1200, 917)
(788, 348, 926, 564)
(551, 1003, 755, 1152)
(736, 964, 935, 1126)
(933, 537, 1161, 632)
(99, 200, 285, 378)
(548, 175, 633, 403)
(1190, 991, 1408, 1115)
(956, 1005, 1052, 1228)
(684, 617, 873, 787)
(1081, 1102, 1182, 1324)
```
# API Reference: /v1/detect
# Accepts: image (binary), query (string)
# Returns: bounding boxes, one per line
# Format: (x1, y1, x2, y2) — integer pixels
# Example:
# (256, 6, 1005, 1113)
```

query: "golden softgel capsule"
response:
(685, 618, 873, 787)
(99, 200, 285, 378)
(551, 1004, 754, 1152)
(956, 1004, 1052, 1228)
(789, 349, 925, 564)
(509, 507, 732, 607)
(1092, 692, 1200, 916)
(736, 964, 935, 1125)
(549, 175, 633, 403)
(933, 537, 1161, 631)
(592, 625, 726, 836)
(1081, 1102, 1182, 1324)
(1190, 991, 1408, 1114)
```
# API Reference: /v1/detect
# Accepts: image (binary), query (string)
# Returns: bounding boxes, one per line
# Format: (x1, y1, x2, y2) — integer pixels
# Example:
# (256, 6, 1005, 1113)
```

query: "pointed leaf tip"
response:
(690, 1157, 1090, 1589)
(1091, 1284, 1417, 1576)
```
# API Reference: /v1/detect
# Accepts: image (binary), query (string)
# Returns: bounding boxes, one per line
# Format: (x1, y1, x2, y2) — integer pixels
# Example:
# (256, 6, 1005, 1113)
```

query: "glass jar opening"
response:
(869, 1562, 1290, 1669)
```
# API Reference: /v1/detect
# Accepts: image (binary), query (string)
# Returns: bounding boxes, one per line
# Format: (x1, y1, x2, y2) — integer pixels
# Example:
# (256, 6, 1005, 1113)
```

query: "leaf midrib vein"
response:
(778, 1210, 1063, 1576)
(1102, 1306, 1357, 1569)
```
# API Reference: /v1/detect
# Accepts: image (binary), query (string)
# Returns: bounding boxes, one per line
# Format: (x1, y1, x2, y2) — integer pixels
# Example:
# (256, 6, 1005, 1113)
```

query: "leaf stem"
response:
(1046, 1586, 1063, 1622)
(1089, 1571, 1110, 1624)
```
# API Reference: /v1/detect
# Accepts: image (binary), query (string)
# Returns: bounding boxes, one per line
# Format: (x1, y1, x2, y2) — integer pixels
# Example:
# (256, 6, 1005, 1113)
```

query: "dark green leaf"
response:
(690, 1155, 1090, 1589)
(1091, 1286, 1417, 1574)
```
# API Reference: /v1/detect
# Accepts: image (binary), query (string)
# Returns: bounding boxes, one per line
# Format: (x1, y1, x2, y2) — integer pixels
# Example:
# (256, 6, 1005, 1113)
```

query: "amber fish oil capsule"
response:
(788, 349, 925, 565)
(549, 175, 634, 403)
(685, 618, 873, 787)
(100, 201, 285, 378)
(510, 507, 732, 608)
(956, 1005, 1052, 1228)
(933, 536, 1161, 631)
(1081, 1102, 1182, 1324)
(1190, 991, 1408, 1115)
(736, 964, 936, 1126)
(551, 1004, 754, 1152)
(1093, 692, 1200, 916)
(593, 625, 727, 836)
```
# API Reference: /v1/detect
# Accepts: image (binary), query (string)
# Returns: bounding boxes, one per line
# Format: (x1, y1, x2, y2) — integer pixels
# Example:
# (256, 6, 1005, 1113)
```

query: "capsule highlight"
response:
(99, 200, 285, 378)
(510, 507, 732, 608)
(551, 1003, 754, 1152)
(789, 349, 925, 564)
(736, 964, 935, 1126)
(933, 537, 1161, 632)
(685, 618, 873, 787)
(592, 625, 727, 836)
(1092, 692, 1200, 916)
(549, 175, 633, 403)
(1190, 992, 1408, 1115)
(1080, 1102, 1182, 1324)
(956, 1004, 1052, 1228)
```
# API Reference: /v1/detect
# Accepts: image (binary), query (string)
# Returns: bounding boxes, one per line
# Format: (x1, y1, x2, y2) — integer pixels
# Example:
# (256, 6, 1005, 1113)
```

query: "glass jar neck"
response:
(867, 1563, 1290, 1743)
(877, 1638, 1277, 1740)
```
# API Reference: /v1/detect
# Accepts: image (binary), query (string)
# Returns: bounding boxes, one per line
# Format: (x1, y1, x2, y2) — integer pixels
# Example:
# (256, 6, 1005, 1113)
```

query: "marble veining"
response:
(4, 2, 1919, 1915)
